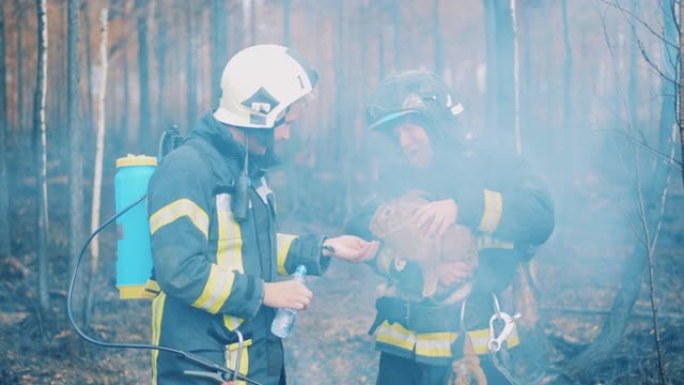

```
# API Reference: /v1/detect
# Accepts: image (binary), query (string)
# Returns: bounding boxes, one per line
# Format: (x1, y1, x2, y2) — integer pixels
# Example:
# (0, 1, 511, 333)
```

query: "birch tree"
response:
(34, 0, 50, 319)
(84, 8, 109, 324)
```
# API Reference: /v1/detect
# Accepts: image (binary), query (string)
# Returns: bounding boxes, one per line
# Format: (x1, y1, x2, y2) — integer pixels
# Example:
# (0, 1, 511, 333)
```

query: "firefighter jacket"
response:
(346, 144, 555, 365)
(147, 112, 330, 385)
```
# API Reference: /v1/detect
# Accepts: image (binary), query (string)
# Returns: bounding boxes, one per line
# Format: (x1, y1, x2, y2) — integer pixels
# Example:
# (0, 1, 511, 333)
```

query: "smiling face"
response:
(394, 121, 433, 168)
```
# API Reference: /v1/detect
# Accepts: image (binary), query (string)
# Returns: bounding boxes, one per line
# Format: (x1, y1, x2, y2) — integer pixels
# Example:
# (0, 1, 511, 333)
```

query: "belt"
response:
(369, 296, 463, 334)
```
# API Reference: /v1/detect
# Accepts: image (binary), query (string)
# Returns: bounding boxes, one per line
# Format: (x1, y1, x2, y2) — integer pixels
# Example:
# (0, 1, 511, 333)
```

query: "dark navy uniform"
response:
(148, 112, 329, 385)
(346, 146, 555, 385)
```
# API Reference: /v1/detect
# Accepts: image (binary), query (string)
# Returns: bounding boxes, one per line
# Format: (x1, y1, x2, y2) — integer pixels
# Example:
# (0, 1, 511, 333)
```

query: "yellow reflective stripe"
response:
(192, 264, 235, 314)
(226, 341, 251, 385)
(415, 331, 458, 357)
(378, 325, 520, 359)
(505, 324, 520, 349)
(466, 327, 520, 354)
(227, 338, 253, 351)
(224, 315, 243, 331)
(151, 292, 166, 385)
(477, 235, 514, 250)
(149, 199, 209, 239)
(478, 189, 503, 234)
(375, 321, 416, 350)
(216, 193, 245, 329)
(468, 328, 491, 355)
(276, 233, 297, 276)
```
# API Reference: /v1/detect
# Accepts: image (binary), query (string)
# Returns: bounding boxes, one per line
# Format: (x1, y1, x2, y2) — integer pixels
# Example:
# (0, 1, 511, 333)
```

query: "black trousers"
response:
(376, 351, 513, 385)
(153, 294, 286, 385)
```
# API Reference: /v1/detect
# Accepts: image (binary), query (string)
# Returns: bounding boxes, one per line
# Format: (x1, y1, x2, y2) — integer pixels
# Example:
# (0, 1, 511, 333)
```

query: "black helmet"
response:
(366, 70, 463, 134)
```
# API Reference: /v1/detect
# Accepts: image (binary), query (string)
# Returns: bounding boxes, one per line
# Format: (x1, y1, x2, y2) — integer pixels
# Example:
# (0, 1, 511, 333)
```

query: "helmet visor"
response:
(367, 109, 422, 132)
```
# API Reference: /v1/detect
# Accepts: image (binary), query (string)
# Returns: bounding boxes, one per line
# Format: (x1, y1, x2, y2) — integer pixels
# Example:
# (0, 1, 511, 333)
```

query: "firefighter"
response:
(147, 44, 378, 385)
(345, 70, 555, 385)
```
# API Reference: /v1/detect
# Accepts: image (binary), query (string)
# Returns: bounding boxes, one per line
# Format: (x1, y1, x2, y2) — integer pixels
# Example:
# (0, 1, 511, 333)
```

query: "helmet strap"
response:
(242, 135, 250, 173)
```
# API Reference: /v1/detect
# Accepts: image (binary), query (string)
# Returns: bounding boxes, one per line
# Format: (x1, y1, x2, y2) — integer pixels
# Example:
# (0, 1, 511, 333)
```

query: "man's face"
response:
(393, 122, 433, 168)
(247, 99, 308, 155)
(274, 98, 306, 142)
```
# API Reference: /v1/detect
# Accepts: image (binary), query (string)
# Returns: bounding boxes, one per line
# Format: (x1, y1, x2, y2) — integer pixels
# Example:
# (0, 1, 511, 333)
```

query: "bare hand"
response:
(263, 280, 312, 310)
(437, 260, 476, 287)
(322, 235, 379, 263)
(413, 199, 458, 238)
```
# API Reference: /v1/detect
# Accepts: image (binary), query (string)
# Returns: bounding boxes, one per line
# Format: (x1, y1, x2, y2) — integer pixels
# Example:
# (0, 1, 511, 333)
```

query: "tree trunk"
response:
(282, 0, 290, 46)
(16, 1, 24, 132)
(67, 0, 85, 324)
(627, 0, 639, 132)
(333, 0, 345, 167)
(84, 8, 109, 325)
(377, 17, 385, 80)
(121, 47, 130, 149)
(250, 0, 256, 45)
(482, 0, 516, 152)
(136, 0, 151, 154)
(185, 1, 196, 129)
(211, 0, 228, 104)
(155, 0, 167, 129)
(679, 0, 684, 186)
(391, 0, 400, 70)
(34, 0, 50, 320)
(510, 0, 521, 154)
(560, 0, 574, 176)
(432, 0, 442, 77)
(81, 0, 94, 146)
(0, 0, 11, 258)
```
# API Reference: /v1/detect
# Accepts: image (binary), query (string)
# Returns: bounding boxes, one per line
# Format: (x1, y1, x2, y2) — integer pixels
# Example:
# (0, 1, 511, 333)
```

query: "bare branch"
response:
(594, 128, 684, 170)
(636, 37, 679, 85)
(599, 0, 678, 49)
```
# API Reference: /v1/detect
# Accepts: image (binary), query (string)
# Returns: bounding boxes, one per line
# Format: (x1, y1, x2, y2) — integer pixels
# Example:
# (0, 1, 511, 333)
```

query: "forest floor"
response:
(1, 175, 683, 385)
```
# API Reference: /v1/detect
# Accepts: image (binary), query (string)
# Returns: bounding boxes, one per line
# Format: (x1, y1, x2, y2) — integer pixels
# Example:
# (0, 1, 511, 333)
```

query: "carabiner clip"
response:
(488, 311, 514, 352)
(487, 294, 521, 353)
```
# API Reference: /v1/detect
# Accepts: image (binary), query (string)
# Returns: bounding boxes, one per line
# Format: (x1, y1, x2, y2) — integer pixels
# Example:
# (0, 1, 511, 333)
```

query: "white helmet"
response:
(213, 44, 318, 129)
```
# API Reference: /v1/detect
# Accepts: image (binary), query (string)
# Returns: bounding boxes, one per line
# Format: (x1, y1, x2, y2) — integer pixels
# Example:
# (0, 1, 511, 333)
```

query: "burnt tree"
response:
(0, 0, 10, 258)
(482, 0, 516, 152)
(67, 0, 86, 322)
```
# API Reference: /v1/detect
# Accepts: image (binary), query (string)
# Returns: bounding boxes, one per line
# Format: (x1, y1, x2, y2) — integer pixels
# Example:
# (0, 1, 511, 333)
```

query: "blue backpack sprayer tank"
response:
(114, 154, 157, 299)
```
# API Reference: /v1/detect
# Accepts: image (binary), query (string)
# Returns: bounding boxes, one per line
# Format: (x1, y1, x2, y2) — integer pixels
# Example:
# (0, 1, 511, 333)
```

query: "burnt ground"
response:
(1, 176, 683, 385)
